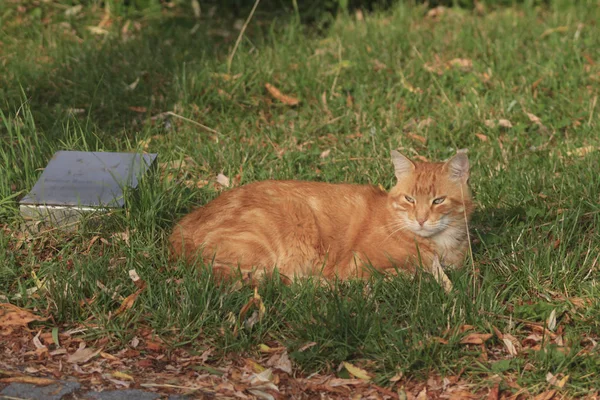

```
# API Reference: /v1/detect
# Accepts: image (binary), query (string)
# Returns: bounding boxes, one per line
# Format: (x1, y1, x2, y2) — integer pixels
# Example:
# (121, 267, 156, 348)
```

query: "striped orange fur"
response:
(169, 150, 473, 281)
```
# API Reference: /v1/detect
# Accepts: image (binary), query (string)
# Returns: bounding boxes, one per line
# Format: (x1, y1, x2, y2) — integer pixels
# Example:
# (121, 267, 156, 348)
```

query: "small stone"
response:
(85, 389, 163, 400)
(1, 381, 81, 400)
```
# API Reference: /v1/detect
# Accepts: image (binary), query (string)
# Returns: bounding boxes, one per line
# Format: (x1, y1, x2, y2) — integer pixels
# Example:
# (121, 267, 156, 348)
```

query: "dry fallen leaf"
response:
(431, 256, 453, 293)
(129, 106, 148, 113)
(67, 346, 102, 364)
(298, 342, 317, 352)
(145, 340, 163, 352)
(533, 389, 557, 400)
(320, 149, 331, 159)
(475, 133, 488, 142)
(426, 6, 446, 19)
(540, 26, 568, 38)
(0, 304, 48, 335)
(503, 337, 518, 357)
(546, 372, 569, 388)
(460, 333, 493, 345)
(342, 362, 371, 381)
(112, 371, 135, 382)
(546, 309, 557, 331)
(265, 83, 299, 106)
(0, 376, 56, 386)
(113, 287, 144, 317)
(526, 112, 543, 126)
(216, 173, 230, 188)
(407, 132, 427, 145)
(498, 119, 513, 128)
(488, 384, 500, 400)
(100, 352, 119, 361)
(373, 59, 388, 72)
(248, 389, 275, 400)
(211, 72, 242, 81)
(266, 350, 292, 374)
(449, 58, 473, 71)
(566, 146, 596, 158)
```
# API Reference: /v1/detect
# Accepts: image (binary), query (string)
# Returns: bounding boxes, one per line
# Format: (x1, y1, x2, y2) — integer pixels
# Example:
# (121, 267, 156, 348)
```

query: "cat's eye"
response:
(404, 195, 415, 203)
(432, 197, 446, 205)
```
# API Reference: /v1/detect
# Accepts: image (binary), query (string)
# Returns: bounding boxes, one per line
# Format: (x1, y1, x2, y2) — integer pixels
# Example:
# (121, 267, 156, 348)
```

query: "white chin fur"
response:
(406, 220, 445, 238)
(411, 227, 439, 238)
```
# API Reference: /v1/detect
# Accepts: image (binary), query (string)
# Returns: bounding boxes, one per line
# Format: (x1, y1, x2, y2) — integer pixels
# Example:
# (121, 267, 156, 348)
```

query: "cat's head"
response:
(388, 150, 473, 238)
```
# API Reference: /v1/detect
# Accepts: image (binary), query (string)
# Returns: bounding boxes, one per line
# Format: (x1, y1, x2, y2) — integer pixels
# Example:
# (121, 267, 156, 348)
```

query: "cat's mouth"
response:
(409, 223, 444, 238)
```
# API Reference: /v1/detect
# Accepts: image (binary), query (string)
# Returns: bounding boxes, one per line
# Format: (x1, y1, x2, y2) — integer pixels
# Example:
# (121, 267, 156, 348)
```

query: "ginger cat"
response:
(169, 150, 473, 281)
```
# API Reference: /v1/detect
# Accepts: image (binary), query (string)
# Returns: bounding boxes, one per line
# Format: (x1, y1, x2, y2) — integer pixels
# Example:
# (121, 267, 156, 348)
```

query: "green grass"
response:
(1, 0, 600, 396)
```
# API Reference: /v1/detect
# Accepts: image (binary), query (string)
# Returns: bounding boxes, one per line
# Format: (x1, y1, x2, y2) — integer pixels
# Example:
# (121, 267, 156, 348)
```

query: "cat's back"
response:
(172, 179, 383, 230)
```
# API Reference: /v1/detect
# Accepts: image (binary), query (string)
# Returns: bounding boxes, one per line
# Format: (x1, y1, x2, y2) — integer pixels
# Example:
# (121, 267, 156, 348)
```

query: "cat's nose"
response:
(417, 217, 427, 226)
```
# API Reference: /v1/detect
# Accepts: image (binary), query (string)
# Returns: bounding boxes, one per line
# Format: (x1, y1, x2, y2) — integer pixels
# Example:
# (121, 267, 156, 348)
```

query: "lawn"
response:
(1, 0, 599, 398)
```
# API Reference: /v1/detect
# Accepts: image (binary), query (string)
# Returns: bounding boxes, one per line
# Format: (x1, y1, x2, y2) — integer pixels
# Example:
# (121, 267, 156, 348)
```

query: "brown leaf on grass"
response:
(266, 350, 292, 374)
(100, 352, 119, 361)
(526, 112, 543, 126)
(298, 342, 317, 352)
(487, 384, 500, 400)
(407, 133, 427, 145)
(113, 287, 145, 317)
(137, 138, 151, 150)
(566, 146, 596, 158)
(546, 372, 569, 388)
(373, 59, 388, 72)
(67, 346, 102, 364)
(485, 119, 512, 129)
(33, 331, 46, 350)
(457, 324, 475, 333)
(426, 6, 446, 19)
(569, 297, 593, 309)
(342, 362, 371, 381)
(346, 93, 354, 108)
(216, 173, 230, 188)
(431, 255, 452, 293)
(502, 337, 518, 357)
(460, 333, 493, 345)
(533, 390, 557, 400)
(265, 83, 299, 106)
(449, 58, 473, 72)
(475, 133, 489, 142)
(112, 371, 134, 382)
(128, 106, 148, 113)
(320, 149, 331, 159)
(524, 330, 554, 349)
(546, 309, 557, 331)
(540, 26, 568, 38)
(145, 340, 163, 352)
(432, 336, 449, 344)
(128, 269, 145, 289)
(211, 72, 242, 81)
(0, 376, 56, 386)
(235, 288, 266, 336)
(417, 117, 435, 129)
(526, 112, 548, 132)
(0, 304, 48, 335)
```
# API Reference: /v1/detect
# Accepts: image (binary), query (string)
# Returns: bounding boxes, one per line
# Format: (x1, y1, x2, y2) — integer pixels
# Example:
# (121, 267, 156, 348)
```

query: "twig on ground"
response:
(227, 0, 261, 73)
(153, 111, 221, 136)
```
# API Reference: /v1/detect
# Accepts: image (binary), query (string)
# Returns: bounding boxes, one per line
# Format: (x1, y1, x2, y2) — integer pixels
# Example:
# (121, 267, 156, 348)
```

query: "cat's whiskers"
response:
(384, 222, 410, 240)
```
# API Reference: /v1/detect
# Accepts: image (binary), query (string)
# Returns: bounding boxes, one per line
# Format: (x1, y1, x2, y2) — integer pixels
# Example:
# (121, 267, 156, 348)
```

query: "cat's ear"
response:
(445, 150, 470, 182)
(391, 150, 415, 180)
